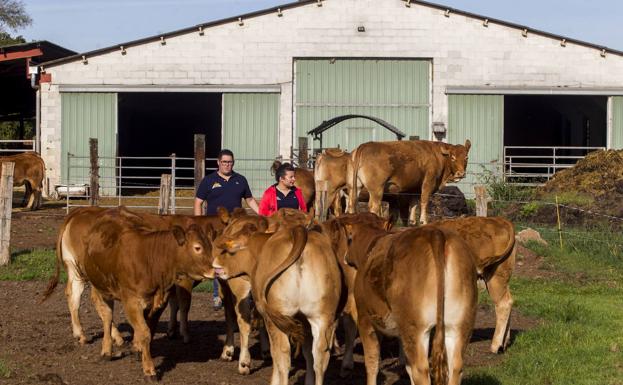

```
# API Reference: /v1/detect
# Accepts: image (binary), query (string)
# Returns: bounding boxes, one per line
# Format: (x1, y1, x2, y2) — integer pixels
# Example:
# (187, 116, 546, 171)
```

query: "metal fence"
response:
(61, 154, 294, 213)
(504, 146, 604, 183)
(0, 140, 35, 154)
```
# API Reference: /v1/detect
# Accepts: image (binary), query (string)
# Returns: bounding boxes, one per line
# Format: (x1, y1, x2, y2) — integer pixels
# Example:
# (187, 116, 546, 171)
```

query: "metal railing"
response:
(0, 140, 35, 154)
(62, 154, 294, 213)
(504, 146, 605, 184)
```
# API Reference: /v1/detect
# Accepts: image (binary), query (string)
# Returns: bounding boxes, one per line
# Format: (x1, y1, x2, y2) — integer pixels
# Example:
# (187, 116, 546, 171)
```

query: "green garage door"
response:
(612, 97, 623, 149)
(222, 93, 280, 197)
(296, 59, 430, 151)
(448, 94, 504, 197)
(61, 93, 117, 195)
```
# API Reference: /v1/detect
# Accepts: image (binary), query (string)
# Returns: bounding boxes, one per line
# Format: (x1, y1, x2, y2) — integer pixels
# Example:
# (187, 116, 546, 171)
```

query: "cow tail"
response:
(349, 145, 363, 214)
(41, 215, 69, 302)
(430, 228, 449, 385)
(259, 225, 308, 350)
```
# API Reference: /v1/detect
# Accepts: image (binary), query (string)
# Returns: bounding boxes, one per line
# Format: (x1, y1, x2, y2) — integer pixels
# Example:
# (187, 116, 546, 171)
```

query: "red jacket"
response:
(258, 185, 307, 216)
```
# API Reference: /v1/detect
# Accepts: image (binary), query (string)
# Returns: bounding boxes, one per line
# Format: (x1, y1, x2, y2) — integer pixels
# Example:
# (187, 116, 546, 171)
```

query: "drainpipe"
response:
(28, 65, 40, 154)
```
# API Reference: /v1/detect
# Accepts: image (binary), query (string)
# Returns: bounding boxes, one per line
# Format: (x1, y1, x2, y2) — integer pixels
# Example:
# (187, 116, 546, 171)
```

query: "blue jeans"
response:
(213, 277, 219, 299)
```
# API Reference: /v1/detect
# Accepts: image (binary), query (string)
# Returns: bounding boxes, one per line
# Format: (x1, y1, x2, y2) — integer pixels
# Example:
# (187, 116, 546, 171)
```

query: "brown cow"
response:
(433, 216, 516, 353)
(44, 210, 214, 379)
(213, 220, 343, 385)
(271, 160, 314, 209)
(314, 148, 352, 218)
(341, 220, 478, 385)
(347, 140, 471, 225)
(0, 152, 45, 210)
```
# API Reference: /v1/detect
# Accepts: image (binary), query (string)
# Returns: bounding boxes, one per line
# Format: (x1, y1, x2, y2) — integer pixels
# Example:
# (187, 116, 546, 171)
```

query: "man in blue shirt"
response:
(194, 149, 259, 309)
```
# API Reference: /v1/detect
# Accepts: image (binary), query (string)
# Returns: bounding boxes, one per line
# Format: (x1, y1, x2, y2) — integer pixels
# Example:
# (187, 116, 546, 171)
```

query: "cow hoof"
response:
(220, 346, 234, 361)
(99, 353, 113, 362)
(79, 336, 90, 345)
(238, 362, 251, 375)
(490, 344, 503, 354)
(144, 374, 158, 382)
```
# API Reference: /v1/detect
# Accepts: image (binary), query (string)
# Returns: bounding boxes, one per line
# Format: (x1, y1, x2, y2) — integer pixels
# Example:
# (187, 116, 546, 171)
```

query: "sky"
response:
(15, 0, 623, 54)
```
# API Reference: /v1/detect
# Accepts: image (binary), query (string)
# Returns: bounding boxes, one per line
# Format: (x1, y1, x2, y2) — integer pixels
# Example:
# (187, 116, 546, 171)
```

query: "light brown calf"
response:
(0, 152, 45, 210)
(314, 148, 352, 217)
(342, 221, 478, 385)
(348, 140, 471, 225)
(213, 220, 343, 385)
(44, 210, 214, 379)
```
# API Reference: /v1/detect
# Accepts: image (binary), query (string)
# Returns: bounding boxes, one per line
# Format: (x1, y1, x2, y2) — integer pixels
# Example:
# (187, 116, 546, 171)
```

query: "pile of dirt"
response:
(539, 149, 623, 198)
(535, 149, 623, 220)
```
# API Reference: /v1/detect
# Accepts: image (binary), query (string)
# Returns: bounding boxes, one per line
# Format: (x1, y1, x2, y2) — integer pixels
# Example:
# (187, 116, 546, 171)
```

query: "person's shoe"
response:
(213, 296, 223, 311)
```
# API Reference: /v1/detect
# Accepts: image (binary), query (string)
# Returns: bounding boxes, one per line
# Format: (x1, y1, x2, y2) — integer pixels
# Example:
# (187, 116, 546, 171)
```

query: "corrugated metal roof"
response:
(40, 0, 623, 69)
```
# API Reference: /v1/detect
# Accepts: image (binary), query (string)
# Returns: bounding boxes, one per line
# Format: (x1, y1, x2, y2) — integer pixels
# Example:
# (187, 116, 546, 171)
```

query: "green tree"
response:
(0, 0, 31, 46)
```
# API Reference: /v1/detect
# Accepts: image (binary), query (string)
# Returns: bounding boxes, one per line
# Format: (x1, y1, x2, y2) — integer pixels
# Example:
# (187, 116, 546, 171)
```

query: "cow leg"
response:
(167, 286, 180, 339)
(445, 326, 470, 385)
(340, 313, 357, 378)
(21, 183, 30, 207)
(174, 279, 193, 343)
(419, 180, 433, 225)
(302, 330, 315, 385)
(358, 316, 381, 385)
(367, 189, 383, 217)
(90, 289, 114, 360)
(265, 317, 291, 385)
(220, 280, 237, 361)
(123, 298, 157, 379)
(64, 263, 88, 344)
(27, 183, 37, 210)
(259, 324, 271, 360)
(486, 254, 515, 353)
(400, 327, 431, 385)
(310, 316, 336, 385)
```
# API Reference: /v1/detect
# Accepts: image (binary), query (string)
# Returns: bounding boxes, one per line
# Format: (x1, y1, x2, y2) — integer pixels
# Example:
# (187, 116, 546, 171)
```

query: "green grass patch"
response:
(0, 249, 62, 281)
(0, 358, 11, 379)
(465, 224, 623, 385)
(193, 280, 214, 293)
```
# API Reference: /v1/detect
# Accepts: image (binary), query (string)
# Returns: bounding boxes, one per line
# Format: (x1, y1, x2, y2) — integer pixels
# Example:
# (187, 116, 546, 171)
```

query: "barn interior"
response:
(117, 92, 222, 187)
(503, 95, 607, 175)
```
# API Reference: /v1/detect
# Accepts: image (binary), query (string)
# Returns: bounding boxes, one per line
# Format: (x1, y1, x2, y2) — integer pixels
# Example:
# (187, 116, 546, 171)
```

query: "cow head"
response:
(172, 224, 214, 281)
(212, 218, 267, 280)
(441, 139, 471, 182)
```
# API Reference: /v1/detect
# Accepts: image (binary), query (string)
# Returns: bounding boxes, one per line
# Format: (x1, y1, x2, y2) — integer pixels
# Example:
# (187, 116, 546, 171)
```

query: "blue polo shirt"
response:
(196, 171, 253, 215)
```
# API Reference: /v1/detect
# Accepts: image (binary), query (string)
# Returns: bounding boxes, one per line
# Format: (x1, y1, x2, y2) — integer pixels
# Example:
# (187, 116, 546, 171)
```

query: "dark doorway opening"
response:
(117, 92, 222, 189)
(504, 95, 607, 179)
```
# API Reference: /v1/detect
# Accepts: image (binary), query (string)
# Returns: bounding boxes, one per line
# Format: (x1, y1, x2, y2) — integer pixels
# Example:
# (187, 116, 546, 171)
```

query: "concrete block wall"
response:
(41, 0, 623, 186)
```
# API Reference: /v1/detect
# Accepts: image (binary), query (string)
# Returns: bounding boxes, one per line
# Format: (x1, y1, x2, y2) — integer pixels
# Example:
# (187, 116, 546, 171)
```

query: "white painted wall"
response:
(40, 0, 623, 186)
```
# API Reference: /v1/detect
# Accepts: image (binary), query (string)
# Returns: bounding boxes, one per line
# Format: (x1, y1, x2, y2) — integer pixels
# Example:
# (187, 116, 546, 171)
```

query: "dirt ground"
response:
(0, 203, 543, 385)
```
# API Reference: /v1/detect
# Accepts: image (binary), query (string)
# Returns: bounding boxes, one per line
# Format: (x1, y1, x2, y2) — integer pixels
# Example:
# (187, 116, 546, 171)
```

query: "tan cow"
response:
(213, 220, 343, 385)
(341, 220, 478, 385)
(348, 140, 471, 225)
(0, 152, 45, 210)
(433, 216, 516, 353)
(314, 148, 352, 218)
(44, 210, 214, 379)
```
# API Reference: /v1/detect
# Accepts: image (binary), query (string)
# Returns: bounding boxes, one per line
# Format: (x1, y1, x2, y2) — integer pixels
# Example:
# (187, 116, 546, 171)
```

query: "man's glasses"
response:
(219, 160, 234, 164)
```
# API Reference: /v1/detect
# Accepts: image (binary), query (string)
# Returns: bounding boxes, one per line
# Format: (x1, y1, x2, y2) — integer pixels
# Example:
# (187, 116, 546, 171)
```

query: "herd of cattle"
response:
(38, 139, 518, 385)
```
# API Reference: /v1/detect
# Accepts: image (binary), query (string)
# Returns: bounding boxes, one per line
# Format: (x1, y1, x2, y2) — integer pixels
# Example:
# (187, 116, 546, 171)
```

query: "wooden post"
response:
(315, 180, 329, 221)
(89, 138, 99, 206)
(159, 174, 172, 215)
(194, 134, 206, 193)
(0, 162, 14, 266)
(380, 201, 390, 219)
(298, 137, 309, 169)
(474, 185, 488, 217)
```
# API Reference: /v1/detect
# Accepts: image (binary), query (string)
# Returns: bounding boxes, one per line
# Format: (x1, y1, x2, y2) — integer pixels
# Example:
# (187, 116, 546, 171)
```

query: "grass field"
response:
(1, 223, 622, 385)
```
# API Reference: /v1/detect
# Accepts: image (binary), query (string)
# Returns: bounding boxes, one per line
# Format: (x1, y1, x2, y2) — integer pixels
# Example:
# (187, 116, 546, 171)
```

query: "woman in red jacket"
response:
(258, 162, 307, 216)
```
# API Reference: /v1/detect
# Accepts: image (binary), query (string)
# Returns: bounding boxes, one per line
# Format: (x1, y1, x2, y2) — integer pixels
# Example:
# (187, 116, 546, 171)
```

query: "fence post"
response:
(474, 185, 488, 217)
(170, 153, 176, 214)
(298, 137, 309, 169)
(117, 157, 122, 207)
(89, 138, 99, 206)
(315, 180, 329, 221)
(158, 174, 172, 215)
(194, 134, 206, 194)
(0, 162, 14, 266)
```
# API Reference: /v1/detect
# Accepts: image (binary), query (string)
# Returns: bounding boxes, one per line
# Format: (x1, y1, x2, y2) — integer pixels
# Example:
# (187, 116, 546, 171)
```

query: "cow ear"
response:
(243, 223, 259, 233)
(217, 207, 230, 224)
(203, 223, 216, 242)
(464, 139, 471, 151)
(172, 226, 187, 246)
